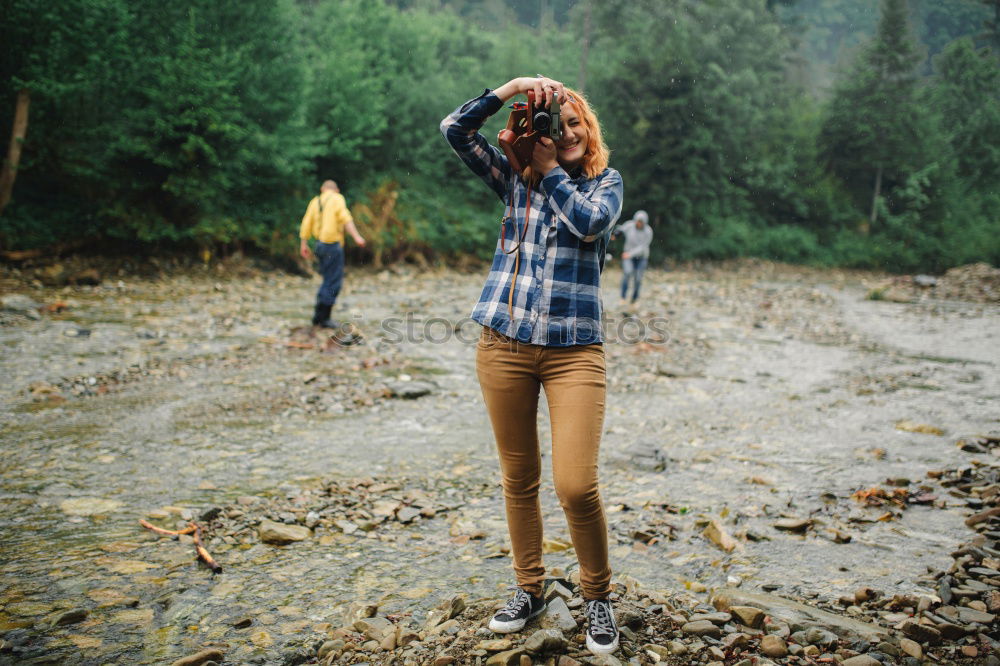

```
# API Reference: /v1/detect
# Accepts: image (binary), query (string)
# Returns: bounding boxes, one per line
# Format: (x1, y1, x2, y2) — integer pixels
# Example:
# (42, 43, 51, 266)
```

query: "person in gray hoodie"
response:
(612, 210, 653, 304)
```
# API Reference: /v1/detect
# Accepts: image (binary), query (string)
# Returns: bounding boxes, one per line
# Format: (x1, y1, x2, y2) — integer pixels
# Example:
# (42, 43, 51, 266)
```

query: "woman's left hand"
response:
(531, 136, 559, 176)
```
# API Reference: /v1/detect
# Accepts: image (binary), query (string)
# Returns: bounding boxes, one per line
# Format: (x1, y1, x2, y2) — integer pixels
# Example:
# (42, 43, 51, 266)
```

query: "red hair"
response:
(522, 86, 610, 184)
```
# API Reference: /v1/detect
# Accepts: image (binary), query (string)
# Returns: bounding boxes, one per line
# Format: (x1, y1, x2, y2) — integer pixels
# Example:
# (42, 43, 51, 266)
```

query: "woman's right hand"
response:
(495, 76, 567, 107)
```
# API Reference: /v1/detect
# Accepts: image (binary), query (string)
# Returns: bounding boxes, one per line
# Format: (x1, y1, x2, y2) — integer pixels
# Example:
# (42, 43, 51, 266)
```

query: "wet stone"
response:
(50, 608, 88, 626)
(170, 649, 225, 666)
(258, 519, 310, 544)
(681, 620, 722, 638)
(804, 627, 838, 647)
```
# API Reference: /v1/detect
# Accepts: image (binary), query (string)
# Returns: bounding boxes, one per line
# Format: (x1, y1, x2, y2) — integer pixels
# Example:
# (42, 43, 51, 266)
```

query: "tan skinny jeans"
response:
(475, 327, 612, 600)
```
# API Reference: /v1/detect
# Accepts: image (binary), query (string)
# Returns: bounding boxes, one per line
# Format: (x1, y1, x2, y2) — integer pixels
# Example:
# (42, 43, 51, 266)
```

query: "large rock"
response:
(711, 590, 889, 641)
(539, 596, 577, 633)
(523, 628, 567, 654)
(258, 519, 310, 544)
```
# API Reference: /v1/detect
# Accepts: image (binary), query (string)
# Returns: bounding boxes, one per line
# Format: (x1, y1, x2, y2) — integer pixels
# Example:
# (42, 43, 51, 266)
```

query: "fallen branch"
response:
(139, 519, 195, 537)
(190, 522, 223, 573)
(139, 519, 221, 573)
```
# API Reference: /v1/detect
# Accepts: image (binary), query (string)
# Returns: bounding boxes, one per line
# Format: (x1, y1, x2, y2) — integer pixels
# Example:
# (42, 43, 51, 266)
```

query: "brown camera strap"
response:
(499, 181, 532, 322)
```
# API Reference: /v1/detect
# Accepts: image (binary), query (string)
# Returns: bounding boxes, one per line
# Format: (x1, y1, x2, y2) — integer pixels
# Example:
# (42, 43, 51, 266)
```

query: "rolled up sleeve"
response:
(540, 167, 623, 242)
(440, 90, 512, 202)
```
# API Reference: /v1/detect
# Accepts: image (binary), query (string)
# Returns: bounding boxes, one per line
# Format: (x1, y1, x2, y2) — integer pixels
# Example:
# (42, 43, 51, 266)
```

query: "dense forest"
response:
(1, 0, 998, 272)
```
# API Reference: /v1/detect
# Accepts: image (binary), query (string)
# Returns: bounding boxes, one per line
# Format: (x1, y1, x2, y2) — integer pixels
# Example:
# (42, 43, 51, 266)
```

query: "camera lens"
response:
(533, 112, 550, 133)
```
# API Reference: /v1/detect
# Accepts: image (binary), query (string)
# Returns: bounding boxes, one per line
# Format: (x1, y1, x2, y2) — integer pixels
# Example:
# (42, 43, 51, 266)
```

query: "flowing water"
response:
(0, 261, 997, 664)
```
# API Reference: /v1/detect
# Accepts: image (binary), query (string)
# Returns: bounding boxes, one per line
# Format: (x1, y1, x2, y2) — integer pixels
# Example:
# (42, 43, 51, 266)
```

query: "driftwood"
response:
(190, 522, 222, 573)
(139, 519, 195, 536)
(140, 519, 222, 573)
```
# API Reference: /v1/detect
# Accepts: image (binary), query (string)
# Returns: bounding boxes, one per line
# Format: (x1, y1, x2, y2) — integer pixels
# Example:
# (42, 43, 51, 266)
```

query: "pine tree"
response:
(820, 0, 927, 227)
(982, 0, 1000, 50)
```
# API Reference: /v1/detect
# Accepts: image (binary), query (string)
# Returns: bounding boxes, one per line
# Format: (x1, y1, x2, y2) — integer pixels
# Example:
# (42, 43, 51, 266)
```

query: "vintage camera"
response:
(498, 90, 562, 174)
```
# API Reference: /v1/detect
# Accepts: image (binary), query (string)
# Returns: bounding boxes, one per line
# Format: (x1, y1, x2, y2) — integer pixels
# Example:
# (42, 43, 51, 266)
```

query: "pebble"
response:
(729, 606, 764, 628)
(760, 634, 788, 657)
(957, 607, 995, 624)
(681, 619, 722, 638)
(841, 657, 881, 666)
(689, 611, 731, 625)
(477, 639, 512, 652)
(353, 616, 392, 640)
(804, 626, 838, 647)
(258, 519, 310, 544)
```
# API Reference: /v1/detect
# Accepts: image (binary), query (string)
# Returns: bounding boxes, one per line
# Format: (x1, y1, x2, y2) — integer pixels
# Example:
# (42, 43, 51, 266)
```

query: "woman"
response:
(440, 75, 623, 656)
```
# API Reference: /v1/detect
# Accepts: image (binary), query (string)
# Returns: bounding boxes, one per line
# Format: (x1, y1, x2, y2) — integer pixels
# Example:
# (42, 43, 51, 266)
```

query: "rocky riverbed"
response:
(0, 258, 997, 665)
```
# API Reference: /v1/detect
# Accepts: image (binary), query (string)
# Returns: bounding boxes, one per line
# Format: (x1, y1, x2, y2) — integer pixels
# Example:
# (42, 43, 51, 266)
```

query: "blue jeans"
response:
(314, 241, 344, 306)
(620, 256, 648, 302)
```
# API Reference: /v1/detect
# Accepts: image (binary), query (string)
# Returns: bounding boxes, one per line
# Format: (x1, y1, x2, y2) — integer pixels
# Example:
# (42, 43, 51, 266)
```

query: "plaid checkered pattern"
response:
(441, 90, 624, 346)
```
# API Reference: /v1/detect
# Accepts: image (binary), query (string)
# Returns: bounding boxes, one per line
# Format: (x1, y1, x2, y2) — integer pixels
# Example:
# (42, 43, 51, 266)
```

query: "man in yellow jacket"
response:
(299, 180, 366, 328)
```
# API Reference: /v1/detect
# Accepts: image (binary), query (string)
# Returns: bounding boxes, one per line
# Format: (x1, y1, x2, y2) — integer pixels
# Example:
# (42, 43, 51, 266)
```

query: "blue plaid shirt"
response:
(441, 90, 624, 346)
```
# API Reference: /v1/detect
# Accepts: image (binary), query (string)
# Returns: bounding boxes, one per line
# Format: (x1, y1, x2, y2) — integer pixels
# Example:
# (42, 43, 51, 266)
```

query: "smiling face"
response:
(555, 105, 590, 171)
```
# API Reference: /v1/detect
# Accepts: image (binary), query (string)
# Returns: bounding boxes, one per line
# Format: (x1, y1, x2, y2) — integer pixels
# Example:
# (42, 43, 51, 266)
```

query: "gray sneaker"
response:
(488, 587, 546, 633)
(585, 598, 619, 655)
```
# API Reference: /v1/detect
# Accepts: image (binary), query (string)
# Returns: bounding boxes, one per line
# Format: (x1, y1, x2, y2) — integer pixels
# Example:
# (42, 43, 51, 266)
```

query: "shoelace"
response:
(586, 599, 616, 638)
(498, 587, 532, 617)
